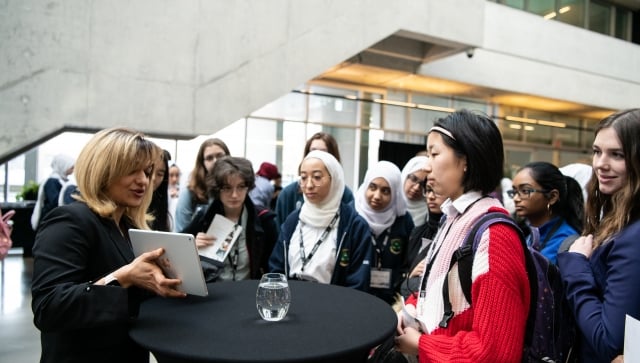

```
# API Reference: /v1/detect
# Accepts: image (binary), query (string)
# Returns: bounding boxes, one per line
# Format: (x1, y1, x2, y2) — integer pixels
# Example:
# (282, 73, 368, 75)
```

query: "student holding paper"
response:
(182, 156, 279, 281)
(31, 127, 186, 363)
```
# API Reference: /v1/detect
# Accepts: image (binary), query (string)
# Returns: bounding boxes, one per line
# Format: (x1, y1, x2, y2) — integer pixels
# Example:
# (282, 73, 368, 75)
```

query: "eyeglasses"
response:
(406, 173, 425, 187)
(220, 185, 249, 195)
(298, 174, 329, 188)
(204, 153, 226, 162)
(422, 186, 442, 198)
(506, 188, 549, 199)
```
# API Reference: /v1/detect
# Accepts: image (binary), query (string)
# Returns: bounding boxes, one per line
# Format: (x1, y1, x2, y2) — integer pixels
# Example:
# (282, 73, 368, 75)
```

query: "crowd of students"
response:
(29, 108, 640, 363)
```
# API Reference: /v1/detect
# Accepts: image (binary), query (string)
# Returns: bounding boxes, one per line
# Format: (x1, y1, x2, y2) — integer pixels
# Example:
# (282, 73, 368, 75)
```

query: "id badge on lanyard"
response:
(369, 231, 392, 289)
(370, 268, 392, 289)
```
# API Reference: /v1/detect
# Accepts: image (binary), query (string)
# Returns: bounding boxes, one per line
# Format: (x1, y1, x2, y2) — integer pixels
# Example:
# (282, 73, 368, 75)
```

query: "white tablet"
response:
(129, 229, 208, 297)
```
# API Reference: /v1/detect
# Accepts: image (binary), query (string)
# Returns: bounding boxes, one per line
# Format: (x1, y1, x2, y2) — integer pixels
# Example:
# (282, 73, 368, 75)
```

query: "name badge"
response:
(370, 268, 392, 289)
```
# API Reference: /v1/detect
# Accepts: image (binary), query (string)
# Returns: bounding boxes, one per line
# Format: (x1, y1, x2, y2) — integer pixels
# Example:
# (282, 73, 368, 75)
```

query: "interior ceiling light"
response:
(506, 115, 566, 128)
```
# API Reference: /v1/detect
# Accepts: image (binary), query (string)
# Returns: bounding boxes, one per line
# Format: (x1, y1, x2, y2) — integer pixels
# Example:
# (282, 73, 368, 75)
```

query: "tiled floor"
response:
(0, 252, 40, 363)
(0, 250, 157, 363)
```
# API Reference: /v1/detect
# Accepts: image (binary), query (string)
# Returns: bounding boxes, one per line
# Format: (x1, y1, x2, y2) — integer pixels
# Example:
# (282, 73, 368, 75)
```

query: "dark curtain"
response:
(378, 140, 426, 170)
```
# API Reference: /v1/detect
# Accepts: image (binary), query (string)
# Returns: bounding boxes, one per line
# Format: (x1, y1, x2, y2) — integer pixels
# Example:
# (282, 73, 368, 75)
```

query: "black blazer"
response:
(31, 202, 148, 363)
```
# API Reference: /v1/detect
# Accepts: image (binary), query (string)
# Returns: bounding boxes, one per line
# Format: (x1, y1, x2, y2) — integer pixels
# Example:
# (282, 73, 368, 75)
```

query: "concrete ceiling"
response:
(313, 35, 616, 121)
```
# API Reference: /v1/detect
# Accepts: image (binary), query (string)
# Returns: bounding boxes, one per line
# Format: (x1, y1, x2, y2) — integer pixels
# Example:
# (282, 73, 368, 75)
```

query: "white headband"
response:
(429, 126, 456, 141)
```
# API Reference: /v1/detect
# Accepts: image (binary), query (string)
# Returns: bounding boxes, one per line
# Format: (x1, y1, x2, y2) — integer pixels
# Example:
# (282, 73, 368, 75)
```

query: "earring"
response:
(464, 167, 467, 172)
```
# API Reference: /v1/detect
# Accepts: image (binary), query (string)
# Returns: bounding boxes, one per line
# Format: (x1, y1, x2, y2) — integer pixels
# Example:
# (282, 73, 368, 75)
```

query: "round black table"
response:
(130, 280, 397, 363)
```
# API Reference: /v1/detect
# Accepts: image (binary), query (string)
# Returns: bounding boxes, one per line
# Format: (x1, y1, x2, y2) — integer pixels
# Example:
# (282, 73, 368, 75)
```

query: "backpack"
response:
(439, 212, 577, 363)
(1, 208, 16, 260)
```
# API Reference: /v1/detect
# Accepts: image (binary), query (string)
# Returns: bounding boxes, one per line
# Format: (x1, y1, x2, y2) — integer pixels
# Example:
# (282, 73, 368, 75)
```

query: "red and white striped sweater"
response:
(406, 195, 530, 363)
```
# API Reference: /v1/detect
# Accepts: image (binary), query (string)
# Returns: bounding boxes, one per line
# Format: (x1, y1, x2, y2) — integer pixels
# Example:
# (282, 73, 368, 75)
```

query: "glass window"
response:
(308, 86, 357, 126)
(273, 121, 306, 186)
(324, 126, 357, 188)
(452, 99, 487, 113)
(500, 0, 525, 10)
(505, 149, 532, 178)
(528, 0, 555, 17)
(251, 92, 307, 121)
(410, 94, 450, 133)
(362, 92, 382, 129)
(557, 0, 585, 27)
(383, 91, 408, 131)
(615, 8, 630, 40)
(558, 150, 592, 167)
(245, 118, 280, 174)
(1, 155, 27, 202)
(589, 1, 611, 36)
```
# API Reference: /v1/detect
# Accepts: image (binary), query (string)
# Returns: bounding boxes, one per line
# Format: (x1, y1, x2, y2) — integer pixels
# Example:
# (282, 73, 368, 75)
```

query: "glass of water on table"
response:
(256, 273, 291, 321)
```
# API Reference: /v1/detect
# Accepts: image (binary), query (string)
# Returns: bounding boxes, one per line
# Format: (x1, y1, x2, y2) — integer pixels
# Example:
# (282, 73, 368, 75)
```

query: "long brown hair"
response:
(584, 109, 640, 247)
(187, 138, 230, 203)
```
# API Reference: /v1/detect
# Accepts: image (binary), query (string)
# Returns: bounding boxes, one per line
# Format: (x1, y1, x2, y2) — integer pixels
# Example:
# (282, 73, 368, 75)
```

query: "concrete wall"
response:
(0, 0, 485, 162)
(420, 2, 640, 111)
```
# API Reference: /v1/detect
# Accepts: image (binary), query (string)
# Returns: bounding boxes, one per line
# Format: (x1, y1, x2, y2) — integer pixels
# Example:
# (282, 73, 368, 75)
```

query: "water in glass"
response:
(256, 273, 291, 321)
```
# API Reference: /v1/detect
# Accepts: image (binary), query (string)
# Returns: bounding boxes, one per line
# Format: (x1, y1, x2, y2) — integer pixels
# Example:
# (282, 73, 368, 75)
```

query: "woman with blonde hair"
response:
(31, 127, 185, 363)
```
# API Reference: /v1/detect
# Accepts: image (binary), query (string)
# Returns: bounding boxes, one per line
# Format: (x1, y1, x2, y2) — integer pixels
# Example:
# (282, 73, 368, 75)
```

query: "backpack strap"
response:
(439, 212, 525, 328)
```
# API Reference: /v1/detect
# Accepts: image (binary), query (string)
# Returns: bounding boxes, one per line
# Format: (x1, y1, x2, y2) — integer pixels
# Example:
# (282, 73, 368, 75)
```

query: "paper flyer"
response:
(200, 214, 243, 262)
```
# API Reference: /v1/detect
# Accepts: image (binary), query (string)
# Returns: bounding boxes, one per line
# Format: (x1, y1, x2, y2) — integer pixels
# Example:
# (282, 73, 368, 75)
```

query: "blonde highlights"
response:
(74, 127, 160, 229)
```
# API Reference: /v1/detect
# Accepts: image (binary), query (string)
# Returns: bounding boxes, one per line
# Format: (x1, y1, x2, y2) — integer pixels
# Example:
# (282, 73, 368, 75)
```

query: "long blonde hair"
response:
(584, 109, 640, 247)
(74, 127, 160, 229)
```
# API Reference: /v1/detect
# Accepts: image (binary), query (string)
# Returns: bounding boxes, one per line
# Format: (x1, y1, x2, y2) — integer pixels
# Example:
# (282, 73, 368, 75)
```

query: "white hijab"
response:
(31, 154, 75, 229)
(355, 161, 406, 237)
(401, 156, 429, 226)
(299, 150, 345, 227)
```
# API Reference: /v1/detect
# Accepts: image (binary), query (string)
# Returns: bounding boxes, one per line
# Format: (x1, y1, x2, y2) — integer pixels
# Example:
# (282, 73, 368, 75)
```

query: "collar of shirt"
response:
(440, 190, 483, 219)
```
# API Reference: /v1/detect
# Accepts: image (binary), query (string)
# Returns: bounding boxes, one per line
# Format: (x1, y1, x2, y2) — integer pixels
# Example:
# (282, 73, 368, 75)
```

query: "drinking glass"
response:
(256, 273, 291, 321)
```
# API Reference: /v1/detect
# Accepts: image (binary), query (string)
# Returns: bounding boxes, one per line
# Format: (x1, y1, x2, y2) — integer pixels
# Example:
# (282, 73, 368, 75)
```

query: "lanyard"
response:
(418, 196, 486, 296)
(298, 213, 339, 272)
(372, 229, 390, 269)
(225, 224, 240, 281)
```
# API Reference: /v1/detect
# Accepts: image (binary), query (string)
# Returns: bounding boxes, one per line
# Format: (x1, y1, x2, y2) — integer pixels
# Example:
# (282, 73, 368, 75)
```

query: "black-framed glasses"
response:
(220, 185, 249, 195)
(506, 188, 549, 199)
(406, 173, 425, 187)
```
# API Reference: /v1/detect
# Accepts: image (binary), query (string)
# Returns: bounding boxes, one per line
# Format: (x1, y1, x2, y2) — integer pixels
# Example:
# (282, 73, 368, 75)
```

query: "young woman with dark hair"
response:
(395, 109, 530, 362)
(508, 161, 584, 263)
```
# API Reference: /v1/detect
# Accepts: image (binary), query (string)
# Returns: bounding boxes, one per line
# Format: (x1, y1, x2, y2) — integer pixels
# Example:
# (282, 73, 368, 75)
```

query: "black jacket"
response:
(182, 198, 278, 279)
(31, 202, 148, 363)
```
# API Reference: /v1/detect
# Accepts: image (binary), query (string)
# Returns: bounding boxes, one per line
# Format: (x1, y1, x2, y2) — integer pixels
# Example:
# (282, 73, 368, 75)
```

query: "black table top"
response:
(130, 280, 397, 363)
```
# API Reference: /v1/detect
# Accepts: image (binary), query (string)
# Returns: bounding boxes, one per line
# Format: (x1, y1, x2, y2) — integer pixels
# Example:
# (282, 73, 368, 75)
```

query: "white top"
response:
(287, 221, 339, 284)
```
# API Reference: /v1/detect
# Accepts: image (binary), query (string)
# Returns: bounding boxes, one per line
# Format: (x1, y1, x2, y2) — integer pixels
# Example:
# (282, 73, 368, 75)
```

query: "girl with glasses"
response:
(509, 161, 584, 264)
(182, 157, 278, 282)
(354, 160, 414, 304)
(400, 156, 429, 227)
(558, 109, 640, 363)
(174, 138, 230, 232)
(269, 150, 373, 291)
(274, 132, 354, 227)
(401, 184, 446, 300)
